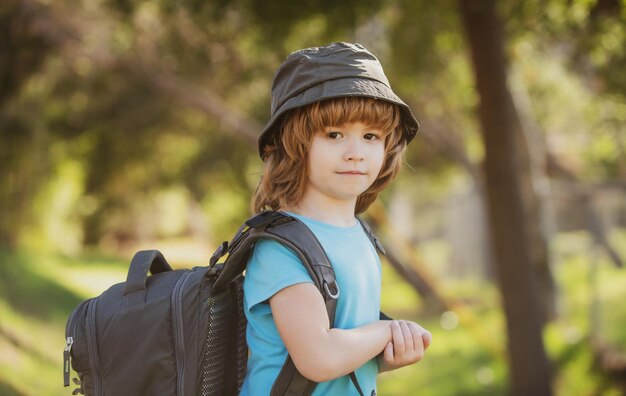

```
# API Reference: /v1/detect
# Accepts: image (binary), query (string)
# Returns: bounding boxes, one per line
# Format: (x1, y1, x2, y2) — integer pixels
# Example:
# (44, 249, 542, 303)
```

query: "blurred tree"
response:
(507, 0, 626, 180)
(386, 0, 558, 327)
(1, 0, 264, 247)
(459, 0, 552, 395)
(0, 0, 73, 249)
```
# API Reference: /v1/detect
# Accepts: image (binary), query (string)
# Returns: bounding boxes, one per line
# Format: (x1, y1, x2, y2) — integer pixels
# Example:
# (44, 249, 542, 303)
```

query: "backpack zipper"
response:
(86, 298, 104, 396)
(64, 299, 92, 387)
(172, 272, 192, 396)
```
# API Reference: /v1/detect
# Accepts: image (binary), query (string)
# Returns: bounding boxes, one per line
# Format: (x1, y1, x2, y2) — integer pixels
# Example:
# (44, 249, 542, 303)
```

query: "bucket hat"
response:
(258, 42, 420, 159)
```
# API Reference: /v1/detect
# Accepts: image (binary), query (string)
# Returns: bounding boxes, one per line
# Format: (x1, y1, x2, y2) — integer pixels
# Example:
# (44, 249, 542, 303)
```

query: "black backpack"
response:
(63, 211, 386, 395)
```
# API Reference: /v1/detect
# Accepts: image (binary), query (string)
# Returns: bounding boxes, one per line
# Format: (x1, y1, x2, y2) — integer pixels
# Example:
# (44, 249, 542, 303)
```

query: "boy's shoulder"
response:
(252, 237, 299, 262)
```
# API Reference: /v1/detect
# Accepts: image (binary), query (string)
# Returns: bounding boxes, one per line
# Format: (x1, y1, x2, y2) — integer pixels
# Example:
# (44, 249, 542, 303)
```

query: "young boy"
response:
(241, 42, 431, 396)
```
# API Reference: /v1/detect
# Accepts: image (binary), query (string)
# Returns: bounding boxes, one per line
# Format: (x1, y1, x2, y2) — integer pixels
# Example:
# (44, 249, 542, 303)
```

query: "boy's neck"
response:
(283, 200, 357, 228)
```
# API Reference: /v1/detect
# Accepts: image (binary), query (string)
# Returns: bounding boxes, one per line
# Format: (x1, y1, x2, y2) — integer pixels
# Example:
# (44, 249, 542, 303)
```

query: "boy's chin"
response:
(329, 189, 369, 202)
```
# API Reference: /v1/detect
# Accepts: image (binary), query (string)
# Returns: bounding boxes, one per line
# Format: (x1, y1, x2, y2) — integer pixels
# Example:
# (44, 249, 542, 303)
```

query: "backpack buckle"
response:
(323, 280, 340, 300)
(209, 241, 228, 267)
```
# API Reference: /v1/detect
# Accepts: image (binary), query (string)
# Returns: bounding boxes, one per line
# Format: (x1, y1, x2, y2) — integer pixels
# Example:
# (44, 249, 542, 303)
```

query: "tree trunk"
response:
(458, 1, 553, 395)
(510, 73, 558, 323)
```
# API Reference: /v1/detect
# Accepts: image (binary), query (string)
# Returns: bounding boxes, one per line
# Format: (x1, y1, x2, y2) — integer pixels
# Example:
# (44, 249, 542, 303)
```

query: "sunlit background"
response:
(1, 1, 625, 395)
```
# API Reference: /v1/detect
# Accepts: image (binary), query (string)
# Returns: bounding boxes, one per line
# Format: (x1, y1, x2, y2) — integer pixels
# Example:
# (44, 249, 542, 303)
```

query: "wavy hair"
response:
(252, 97, 406, 215)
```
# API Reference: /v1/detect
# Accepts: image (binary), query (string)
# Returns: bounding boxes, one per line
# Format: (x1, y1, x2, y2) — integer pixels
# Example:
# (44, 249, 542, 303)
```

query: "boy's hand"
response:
(378, 320, 432, 372)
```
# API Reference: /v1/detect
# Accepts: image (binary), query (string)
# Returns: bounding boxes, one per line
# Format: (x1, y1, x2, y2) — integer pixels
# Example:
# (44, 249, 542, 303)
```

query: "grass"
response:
(0, 250, 128, 396)
(0, 230, 625, 395)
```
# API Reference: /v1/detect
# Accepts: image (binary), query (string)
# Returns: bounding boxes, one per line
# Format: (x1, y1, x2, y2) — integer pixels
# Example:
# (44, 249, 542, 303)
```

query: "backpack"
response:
(63, 211, 386, 395)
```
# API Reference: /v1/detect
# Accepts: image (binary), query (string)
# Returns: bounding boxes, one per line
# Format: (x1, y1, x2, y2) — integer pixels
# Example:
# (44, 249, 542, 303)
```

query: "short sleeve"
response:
(243, 238, 314, 316)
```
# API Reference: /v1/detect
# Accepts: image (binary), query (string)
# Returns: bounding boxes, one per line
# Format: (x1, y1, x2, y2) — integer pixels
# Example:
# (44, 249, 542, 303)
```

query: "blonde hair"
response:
(253, 97, 406, 215)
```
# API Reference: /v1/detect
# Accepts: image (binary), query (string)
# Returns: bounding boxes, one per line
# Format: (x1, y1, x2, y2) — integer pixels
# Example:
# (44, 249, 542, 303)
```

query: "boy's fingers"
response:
(408, 322, 424, 359)
(409, 323, 425, 363)
(391, 321, 405, 355)
(422, 329, 432, 350)
(383, 341, 394, 363)
(407, 322, 432, 350)
(399, 321, 414, 352)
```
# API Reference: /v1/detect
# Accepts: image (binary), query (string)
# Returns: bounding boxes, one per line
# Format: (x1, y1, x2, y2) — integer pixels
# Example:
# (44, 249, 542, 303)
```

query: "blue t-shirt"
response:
(240, 213, 382, 396)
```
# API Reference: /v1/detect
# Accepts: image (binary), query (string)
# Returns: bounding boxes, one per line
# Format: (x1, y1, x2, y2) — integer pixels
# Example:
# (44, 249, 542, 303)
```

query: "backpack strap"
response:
(212, 212, 340, 318)
(356, 217, 386, 255)
(211, 211, 369, 396)
(349, 372, 365, 396)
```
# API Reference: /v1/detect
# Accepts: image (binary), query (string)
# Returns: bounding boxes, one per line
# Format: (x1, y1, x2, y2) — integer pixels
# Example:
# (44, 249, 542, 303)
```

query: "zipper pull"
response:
(64, 336, 73, 387)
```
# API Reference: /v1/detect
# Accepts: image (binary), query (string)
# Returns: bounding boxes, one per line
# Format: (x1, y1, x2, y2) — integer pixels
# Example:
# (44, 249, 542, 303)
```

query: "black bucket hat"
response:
(258, 42, 420, 159)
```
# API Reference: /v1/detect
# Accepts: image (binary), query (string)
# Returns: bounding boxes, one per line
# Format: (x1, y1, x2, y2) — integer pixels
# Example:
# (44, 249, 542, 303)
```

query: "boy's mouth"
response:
(336, 171, 367, 175)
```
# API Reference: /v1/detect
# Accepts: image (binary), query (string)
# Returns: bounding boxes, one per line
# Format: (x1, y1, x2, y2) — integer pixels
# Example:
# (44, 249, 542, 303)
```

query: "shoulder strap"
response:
(211, 211, 367, 396)
(212, 212, 339, 323)
(356, 217, 386, 255)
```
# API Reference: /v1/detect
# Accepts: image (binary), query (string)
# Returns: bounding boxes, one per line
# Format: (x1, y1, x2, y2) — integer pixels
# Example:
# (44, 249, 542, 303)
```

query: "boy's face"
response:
(305, 121, 385, 207)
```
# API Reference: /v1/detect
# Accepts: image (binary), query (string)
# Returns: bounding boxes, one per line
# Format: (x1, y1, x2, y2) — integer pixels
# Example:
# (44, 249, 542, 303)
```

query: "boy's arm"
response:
(270, 283, 389, 382)
(270, 282, 426, 382)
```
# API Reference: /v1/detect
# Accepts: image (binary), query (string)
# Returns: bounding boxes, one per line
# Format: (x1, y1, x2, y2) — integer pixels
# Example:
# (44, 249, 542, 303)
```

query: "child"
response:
(241, 42, 431, 396)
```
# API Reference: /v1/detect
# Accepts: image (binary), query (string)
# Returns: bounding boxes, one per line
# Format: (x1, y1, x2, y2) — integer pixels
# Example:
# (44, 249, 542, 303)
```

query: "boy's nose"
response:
(344, 142, 365, 161)
(345, 152, 364, 161)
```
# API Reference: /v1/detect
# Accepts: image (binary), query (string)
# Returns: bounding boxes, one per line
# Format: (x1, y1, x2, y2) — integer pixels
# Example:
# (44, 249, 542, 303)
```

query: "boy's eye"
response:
(327, 131, 342, 139)
(364, 133, 381, 141)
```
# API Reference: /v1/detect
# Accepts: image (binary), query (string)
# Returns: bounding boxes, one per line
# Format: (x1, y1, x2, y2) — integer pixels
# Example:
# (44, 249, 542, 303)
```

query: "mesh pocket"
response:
(200, 291, 233, 396)
(231, 276, 248, 391)
(200, 275, 248, 396)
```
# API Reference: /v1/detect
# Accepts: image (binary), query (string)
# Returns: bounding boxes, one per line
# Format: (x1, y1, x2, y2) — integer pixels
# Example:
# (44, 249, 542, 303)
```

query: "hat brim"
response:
(258, 77, 419, 159)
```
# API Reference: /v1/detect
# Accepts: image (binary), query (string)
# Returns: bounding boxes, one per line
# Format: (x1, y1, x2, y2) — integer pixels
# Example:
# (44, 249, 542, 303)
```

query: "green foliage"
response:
(240, 0, 385, 48)
(389, 0, 461, 77)
(2, 0, 625, 252)
(376, 230, 626, 395)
